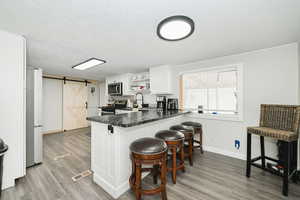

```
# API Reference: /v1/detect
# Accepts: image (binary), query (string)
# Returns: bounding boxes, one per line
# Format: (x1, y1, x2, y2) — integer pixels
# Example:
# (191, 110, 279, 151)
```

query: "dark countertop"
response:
(100, 107, 156, 111)
(116, 107, 157, 111)
(87, 110, 190, 128)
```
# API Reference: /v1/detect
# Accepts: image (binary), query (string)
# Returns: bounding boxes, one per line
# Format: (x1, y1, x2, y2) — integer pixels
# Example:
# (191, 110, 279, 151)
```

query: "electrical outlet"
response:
(234, 140, 240, 149)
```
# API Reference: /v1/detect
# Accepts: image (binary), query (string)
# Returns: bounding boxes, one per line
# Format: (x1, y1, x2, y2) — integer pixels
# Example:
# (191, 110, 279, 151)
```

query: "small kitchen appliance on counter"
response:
(156, 96, 167, 112)
(167, 98, 178, 110)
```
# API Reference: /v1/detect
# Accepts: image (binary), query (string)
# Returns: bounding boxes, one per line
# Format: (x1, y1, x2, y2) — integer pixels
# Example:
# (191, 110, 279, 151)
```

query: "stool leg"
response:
(135, 163, 142, 200)
(188, 138, 193, 166)
(153, 164, 159, 184)
(246, 133, 252, 178)
(160, 155, 168, 200)
(283, 142, 291, 196)
(171, 146, 177, 184)
(180, 143, 185, 173)
(192, 136, 195, 152)
(200, 127, 204, 154)
(130, 158, 136, 185)
(260, 136, 265, 169)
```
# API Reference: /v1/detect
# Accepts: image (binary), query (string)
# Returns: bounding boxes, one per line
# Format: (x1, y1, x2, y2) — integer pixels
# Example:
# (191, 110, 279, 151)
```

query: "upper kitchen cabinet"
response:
(150, 65, 173, 94)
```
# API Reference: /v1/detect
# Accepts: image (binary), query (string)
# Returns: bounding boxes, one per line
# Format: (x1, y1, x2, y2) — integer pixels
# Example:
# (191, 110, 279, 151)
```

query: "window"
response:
(180, 64, 243, 121)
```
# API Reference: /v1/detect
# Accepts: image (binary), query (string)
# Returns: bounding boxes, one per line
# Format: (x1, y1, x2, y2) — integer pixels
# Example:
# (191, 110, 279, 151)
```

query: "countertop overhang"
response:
(87, 110, 190, 128)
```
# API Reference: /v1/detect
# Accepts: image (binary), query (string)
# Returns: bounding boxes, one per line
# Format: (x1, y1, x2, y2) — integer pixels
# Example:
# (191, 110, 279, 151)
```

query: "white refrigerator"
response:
(26, 68, 43, 167)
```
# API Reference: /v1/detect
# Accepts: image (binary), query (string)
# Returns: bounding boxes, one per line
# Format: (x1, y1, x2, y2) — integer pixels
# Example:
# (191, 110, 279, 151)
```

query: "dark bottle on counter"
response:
(198, 105, 203, 114)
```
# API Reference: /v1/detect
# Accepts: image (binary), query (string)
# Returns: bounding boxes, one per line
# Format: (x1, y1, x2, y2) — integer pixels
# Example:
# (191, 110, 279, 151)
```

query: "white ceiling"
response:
(0, 0, 300, 80)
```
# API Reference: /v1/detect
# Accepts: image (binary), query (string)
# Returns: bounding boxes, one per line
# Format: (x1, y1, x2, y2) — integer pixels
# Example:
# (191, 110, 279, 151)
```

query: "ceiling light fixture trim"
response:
(157, 15, 195, 41)
(72, 58, 106, 70)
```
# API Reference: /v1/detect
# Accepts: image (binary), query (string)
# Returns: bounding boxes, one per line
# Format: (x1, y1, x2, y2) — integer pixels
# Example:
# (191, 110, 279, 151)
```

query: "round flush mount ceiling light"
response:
(157, 15, 195, 41)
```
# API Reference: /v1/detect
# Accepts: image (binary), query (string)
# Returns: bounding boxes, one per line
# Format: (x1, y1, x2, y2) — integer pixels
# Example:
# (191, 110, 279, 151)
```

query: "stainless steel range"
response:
(99, 100, 127, 115)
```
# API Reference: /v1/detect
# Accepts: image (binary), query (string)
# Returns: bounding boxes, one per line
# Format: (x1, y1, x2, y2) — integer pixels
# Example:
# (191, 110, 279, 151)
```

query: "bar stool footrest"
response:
(167, 164, 184, 172)
(141, 187, 163, 195)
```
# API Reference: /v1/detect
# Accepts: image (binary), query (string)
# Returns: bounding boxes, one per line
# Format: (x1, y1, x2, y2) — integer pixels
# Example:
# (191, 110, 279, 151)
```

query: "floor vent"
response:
(53, 153, 71, 161)
(72, 170, 92, 182)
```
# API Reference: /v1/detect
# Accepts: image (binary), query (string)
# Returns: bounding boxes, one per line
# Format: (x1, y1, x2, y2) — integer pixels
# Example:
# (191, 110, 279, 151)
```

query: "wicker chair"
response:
(246, 104, 300, 196)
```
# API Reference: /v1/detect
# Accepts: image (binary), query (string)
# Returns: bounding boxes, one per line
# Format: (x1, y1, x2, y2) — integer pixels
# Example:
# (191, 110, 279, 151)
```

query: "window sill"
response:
(186, 112, 243, 122)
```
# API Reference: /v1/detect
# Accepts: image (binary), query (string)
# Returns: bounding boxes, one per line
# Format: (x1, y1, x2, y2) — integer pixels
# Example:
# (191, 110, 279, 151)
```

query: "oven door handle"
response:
(116, 85, 120, 93)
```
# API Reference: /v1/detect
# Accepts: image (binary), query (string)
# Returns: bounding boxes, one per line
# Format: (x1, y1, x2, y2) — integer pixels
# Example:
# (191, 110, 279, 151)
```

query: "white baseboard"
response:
(93, 173, 122, 199)
(2, 178, 15, 190)
(42, 129, 63, 135)
(203, 145, 246, 160)
(116, 181, 130, 199)
(93, 172, 150, 199)
(93, 173, 136, 199)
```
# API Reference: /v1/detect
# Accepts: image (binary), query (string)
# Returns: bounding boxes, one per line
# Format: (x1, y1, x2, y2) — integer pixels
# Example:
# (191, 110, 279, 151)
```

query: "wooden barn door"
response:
(63, 81, 88, 131)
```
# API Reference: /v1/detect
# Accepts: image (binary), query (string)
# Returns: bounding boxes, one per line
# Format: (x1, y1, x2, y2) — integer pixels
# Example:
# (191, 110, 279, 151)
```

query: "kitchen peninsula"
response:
(87, 110, 189, 199)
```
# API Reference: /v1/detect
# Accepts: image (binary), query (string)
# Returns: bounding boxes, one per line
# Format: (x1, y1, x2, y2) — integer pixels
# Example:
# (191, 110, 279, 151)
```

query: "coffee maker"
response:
(167, 98, 179, 110)
(156, 96, 167, 111)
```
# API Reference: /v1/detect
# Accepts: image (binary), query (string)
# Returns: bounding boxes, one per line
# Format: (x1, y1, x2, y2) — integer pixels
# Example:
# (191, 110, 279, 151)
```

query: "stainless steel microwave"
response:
(108, 82, 123, 96)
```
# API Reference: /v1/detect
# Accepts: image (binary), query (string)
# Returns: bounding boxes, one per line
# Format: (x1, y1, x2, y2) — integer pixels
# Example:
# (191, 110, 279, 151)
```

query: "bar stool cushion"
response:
(130, 137, 167, 155)
(182, 121, 202, 128)
(247, 127, 298, 142)
(170, 125, 193, 133)
(155, 130, 185, 141)
(170, 125, 194, 141)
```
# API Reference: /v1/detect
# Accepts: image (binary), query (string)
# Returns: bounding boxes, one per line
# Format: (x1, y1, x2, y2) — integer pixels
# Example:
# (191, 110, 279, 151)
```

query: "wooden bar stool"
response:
(170, 125, 194, 166)
(155, 130, 185, 184)
(129, 137, 168, 200)
(246, 104, 300, 196)
(182, 121, 204, 154)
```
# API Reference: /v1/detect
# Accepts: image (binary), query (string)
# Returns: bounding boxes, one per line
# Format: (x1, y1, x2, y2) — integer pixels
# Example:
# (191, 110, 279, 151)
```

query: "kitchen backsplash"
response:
(109, 93, 157, 107)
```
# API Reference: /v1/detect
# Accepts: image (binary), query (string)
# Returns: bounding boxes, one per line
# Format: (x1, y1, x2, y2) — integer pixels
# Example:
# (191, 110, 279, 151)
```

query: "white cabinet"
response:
(0, 30, 26, 189)
(150, 65, 173, 94)
(90, 115, 185, 198)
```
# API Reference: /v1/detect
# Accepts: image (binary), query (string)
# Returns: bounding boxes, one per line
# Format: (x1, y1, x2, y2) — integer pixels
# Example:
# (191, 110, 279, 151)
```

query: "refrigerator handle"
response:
(33, 125, 43, 128)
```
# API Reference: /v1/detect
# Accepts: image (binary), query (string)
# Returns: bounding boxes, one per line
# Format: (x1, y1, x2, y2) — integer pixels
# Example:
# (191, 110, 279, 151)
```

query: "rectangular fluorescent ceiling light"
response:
(72, 58, 106, 70)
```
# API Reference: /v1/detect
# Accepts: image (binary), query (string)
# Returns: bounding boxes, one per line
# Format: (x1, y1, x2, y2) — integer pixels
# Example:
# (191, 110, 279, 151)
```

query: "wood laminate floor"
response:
(2, 128, 300, 200)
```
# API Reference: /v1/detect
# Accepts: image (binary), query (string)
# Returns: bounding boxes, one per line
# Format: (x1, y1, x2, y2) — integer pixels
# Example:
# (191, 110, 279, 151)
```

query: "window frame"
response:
(179, 64, 244, 122)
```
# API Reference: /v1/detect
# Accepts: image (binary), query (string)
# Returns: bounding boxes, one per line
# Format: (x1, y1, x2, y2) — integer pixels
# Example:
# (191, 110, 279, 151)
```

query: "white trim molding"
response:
(203, 145, 246, 160)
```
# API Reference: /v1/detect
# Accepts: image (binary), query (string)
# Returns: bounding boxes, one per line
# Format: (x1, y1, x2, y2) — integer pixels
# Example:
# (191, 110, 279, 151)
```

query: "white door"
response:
(63, 82, 88, 131)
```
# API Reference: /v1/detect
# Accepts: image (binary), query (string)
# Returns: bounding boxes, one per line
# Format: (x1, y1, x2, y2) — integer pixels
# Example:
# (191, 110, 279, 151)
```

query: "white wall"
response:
(170, 43, 299, 160)
(42, 78, 63, 133)
(99, 81, 107, 106)
(87, 83, 100, 116)
(0, 30, 26, 189)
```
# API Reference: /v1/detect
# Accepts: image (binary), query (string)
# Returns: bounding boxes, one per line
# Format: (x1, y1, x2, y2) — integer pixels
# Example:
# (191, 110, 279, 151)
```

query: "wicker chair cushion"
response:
(247, 126, 298, 142)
